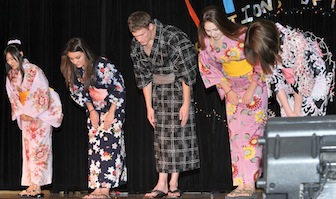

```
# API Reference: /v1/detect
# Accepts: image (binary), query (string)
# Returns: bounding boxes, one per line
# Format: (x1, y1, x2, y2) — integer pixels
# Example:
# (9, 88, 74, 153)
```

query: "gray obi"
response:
(152, 73, 175, 84)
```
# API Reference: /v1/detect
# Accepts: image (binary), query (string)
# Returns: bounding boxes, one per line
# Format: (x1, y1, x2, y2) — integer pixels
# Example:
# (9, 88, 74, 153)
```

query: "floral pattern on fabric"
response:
(267, 23, 335, 116)
(5, 59, 63, 186)
(199, 35, 267, 185)
(69, 57, 126, 189)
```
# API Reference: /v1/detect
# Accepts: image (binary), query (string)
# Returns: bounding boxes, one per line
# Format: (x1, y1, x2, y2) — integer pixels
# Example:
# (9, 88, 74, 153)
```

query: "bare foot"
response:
(83, 188, 110, 199)
(19, 184, 43, 197)
(226, 188, 244, 197)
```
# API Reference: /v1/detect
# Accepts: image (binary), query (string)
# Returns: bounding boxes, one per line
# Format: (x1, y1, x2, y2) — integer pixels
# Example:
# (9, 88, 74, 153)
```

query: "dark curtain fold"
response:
(0, 0, 335, 194)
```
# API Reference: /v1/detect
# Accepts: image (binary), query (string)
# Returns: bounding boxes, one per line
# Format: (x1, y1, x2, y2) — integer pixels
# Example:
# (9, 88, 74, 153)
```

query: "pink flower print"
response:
(101, 151, 111, 161)
(30, 121, 39, 132)
(34, 144, 49, 168)
(24, 139, 30, 161)
(39, 95, 48, 106)
(200, 64, 211, 75)
(35, 147, 47, 160)
(30, 132, 37, 140)
(33, 89, 49, 109)
(26, 68, 37, 85)
(10, 101, 18, 114)
(27, 68, 37, 77)
(115, 85, 122, 91)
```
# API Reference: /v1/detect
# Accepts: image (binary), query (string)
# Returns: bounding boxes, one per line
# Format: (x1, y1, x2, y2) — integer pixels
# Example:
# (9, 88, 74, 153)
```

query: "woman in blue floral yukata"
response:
(60, 37, 127, 199)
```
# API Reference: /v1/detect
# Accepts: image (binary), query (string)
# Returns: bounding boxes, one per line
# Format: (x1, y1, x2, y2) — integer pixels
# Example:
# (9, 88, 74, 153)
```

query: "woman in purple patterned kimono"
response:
(4, 39, 63, 197)
(61, 38, 126, 199)
(245, 19, 335, 117)
(198, 6, 272, 199)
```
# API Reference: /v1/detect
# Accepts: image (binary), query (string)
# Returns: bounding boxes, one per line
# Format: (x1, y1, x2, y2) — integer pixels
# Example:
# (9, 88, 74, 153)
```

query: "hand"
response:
(285, 111, 299, 117)
(147, 107, 155, 128)
(89, 110, 99, 128)
(242, 89, 254, 105)
(103, 112, 116, 130)
(20, 114, 33, 121)
(180, 103, 190, 127)
(226, 90, 241, 105)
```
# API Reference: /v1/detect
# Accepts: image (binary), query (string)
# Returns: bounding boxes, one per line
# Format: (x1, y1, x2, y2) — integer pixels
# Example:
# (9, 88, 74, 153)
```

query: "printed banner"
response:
(184, 0, 335, 26)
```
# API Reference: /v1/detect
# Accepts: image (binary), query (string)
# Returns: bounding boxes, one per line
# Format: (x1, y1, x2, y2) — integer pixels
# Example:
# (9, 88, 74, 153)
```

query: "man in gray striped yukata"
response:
(128, 11, 200, 199)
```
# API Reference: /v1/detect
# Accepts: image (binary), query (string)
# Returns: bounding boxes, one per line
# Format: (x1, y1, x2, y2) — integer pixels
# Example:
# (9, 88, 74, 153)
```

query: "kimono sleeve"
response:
(38, 88, 63, 128)
(5, 77, 23, 121)
(23, 65, 63, 128)
(22, 66, 51, 118)
(98, 58, 126, 108)
(198, 49, 225, 88)
(267, 67, 287, 97)
(168, 32, 197, 86)
(130, 40, 153, 89)
(199, 49, 229, 100)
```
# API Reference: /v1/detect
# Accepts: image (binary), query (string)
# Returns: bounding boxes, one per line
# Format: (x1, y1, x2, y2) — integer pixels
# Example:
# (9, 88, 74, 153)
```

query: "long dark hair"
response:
(60, 37, 96, 92)
(244, 19, 281, 74)
(198, 5, 246, 50)
(3, 41, 25, 80)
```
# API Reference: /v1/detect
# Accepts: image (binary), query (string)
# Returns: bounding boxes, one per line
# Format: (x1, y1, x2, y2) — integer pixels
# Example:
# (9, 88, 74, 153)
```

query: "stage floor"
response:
(0, 190, 264, 199)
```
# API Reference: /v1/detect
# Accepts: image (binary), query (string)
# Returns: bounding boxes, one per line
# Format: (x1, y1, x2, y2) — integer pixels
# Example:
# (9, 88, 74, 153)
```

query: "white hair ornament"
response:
(7, 39, 22, 45)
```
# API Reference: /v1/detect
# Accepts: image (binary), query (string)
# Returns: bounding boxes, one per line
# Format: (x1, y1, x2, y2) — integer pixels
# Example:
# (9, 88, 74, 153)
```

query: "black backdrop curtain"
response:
(0, 0, 335, 194)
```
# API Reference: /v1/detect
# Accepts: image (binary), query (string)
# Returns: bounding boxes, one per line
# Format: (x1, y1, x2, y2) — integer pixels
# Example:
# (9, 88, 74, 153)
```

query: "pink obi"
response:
(281, 68, 295, 84)
(88, 87, 108, 101)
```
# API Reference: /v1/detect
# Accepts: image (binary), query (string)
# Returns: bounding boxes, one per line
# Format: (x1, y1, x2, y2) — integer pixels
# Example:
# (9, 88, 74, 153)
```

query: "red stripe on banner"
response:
(184, 0, 200, 27)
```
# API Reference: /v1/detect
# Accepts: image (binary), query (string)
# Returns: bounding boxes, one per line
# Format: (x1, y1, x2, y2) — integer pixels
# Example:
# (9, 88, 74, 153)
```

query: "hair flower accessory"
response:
(7, 39, 22, 45)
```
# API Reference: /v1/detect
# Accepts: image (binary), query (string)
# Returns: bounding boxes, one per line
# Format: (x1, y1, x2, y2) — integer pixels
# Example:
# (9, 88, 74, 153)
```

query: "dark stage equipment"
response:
(257, 115, 336, 199)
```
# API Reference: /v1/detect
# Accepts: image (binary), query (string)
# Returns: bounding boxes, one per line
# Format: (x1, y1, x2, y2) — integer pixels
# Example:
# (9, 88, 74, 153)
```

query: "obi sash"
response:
(19, 88, 55, 105)
(153, 73, 175, 84)
(88, 87, 108, 101)
(19, 91, 29, 105)
(222, 59, 252, 77)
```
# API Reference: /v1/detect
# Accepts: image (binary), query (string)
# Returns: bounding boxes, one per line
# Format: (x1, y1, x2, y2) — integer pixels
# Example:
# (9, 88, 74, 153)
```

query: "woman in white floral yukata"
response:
(60, 37, 126, 199)
(4, 38, 63, 198)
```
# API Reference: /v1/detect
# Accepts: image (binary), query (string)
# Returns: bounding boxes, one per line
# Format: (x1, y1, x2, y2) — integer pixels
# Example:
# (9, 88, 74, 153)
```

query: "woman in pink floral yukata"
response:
(198, 6, 273, 199)
(4, 38, 63, 198)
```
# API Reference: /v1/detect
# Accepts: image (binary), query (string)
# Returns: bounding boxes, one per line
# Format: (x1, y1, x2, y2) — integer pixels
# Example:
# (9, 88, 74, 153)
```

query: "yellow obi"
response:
(19, 91, 29, 105)
(222, 59, 252, 77)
